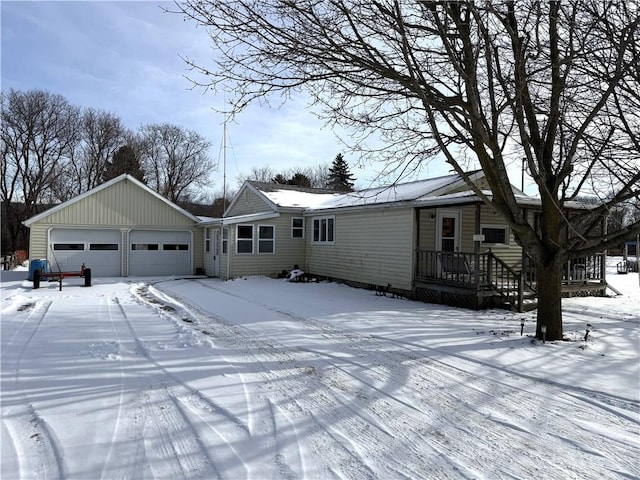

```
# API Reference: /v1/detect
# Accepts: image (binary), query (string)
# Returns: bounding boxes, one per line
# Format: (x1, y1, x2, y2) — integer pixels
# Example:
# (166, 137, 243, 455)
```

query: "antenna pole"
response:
(222, 117, 227, 214)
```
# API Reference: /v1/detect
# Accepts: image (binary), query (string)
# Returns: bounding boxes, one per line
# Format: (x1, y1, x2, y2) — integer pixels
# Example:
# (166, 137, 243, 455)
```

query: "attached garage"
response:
(49, 228, 122, 276)
(129, 230, 192, 276)
(24, 174, 204, 278)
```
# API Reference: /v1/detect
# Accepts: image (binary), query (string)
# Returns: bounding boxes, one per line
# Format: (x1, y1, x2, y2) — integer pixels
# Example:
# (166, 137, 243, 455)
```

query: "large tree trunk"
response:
(535, 259, 564, 341)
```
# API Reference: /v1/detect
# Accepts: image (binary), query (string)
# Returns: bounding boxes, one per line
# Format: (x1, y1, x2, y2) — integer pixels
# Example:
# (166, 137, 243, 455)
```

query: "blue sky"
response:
(1, 1, 456, 196)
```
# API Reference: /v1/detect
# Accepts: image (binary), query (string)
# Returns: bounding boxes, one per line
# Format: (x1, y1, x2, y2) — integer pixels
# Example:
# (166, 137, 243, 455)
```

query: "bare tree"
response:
(236, 165, 277, 187)
(174, 0, 640, 340)
(139, 123, 215, 203)
(76, 108, 126, 192)
(1, 89, 79, 250)
(238, 163, 331, 188)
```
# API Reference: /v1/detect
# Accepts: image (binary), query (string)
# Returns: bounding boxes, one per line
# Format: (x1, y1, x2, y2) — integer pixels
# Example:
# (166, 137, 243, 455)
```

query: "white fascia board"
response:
(23, 174, 126, 227)
(223, 182, 279, 217)
(221, 211, 280, 225)
(197, 217, 223, 227)
(303, 200, 417, 216)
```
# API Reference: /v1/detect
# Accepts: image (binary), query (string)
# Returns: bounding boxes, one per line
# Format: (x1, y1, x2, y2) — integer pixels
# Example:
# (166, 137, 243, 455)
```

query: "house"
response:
(24, 171, 607, 311)
(23, 174, 204, 277)
(206, 171, 607, 311)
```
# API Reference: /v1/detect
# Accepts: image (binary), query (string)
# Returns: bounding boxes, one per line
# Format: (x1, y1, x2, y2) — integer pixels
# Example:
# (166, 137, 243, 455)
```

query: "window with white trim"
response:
(292, 217, 304, 238)
(222, 228, 228, 254)
(312, 216, 335, 243)
(258, 225, 275, 254)
(236, 225, 253, 254)
(205, 228, 210, 252)
(481, 225, 509, 245)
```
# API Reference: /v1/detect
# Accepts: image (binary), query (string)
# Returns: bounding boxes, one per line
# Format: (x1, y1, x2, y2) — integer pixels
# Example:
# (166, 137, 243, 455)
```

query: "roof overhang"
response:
(219, 211, 281, 225)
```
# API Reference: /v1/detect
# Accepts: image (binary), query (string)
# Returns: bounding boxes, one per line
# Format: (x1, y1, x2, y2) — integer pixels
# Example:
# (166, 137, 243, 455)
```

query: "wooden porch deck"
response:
(414, 250, 607, 312)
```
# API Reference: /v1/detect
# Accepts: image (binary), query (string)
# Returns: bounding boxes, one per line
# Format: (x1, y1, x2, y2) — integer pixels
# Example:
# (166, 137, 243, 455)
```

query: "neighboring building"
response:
(24, 171, 608, 311)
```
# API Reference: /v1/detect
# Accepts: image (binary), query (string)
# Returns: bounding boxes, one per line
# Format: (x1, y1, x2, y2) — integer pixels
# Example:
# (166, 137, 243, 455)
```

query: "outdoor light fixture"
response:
(541, 324, 547, 344)
(520, 318, 525, 336)
(584, 323, 593, 342)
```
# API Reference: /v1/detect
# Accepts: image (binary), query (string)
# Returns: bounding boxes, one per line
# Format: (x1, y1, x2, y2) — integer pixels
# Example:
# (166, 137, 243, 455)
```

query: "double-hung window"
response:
(292, 218, 304, 238)
(222, 228, 228, 254)
(236, 225, 253, 254)
(205, 228, 210, 252)
(258, 225, 275, 254)
(312, 216, 335, 244)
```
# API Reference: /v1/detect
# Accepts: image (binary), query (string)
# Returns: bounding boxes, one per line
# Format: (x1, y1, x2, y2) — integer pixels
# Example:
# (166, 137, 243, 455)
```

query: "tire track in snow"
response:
(97, 296, 147, 480)
(158, 279, 640, 479)
(1, 299, 69, 480)
(137, 283, 303, 478)
(115, 294, 251, 478)
(153, 280, 464, 479)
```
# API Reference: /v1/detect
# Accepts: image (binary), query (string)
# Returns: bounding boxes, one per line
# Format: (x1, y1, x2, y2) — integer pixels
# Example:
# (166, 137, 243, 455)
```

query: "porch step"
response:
(492, 290, 537, 312)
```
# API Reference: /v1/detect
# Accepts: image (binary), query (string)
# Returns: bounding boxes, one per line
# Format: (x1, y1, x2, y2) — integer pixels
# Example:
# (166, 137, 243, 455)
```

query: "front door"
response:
(436, 210, 461, 252)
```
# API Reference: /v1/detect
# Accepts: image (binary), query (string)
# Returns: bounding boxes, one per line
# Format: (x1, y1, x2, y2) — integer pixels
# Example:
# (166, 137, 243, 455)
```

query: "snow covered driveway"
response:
(1, 270, 639, 479)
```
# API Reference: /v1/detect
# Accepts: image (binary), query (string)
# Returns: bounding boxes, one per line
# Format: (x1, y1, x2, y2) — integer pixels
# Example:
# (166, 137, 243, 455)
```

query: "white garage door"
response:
(129, 230, 192, 276)
(50, 229, 121, 276)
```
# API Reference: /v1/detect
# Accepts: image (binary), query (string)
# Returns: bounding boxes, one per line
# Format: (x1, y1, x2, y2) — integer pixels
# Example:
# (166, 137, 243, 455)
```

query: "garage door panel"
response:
(129, 230, 191, 276)
(50, 229, 121, 276)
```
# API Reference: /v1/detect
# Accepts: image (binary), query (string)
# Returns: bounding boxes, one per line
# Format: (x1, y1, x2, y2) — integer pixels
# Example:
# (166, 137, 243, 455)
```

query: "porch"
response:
(413, 250, 607, 312)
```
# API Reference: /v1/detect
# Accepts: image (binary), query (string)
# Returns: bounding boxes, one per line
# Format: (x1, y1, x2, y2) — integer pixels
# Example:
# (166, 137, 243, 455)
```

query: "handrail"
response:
(522, 253, 606, 285)
(486, 251, 525, 311)
(415, 249, 607, 312)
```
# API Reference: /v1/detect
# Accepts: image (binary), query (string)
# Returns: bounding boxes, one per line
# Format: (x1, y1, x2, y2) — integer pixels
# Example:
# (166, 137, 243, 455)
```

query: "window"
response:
(53, 243, 84, 251)
(292, 218, 304, 238)
(222, 228, 228, 254)
(312, 216, 335, 244)
(205, 228, 210, 252)
(89, 243, 118, 251)
(163, 244, 189, 251)
(131, 243, 158, 251)
(481, 225, 509, 245)
(236, 225, 253, 254)
(258, 225, 275, 254)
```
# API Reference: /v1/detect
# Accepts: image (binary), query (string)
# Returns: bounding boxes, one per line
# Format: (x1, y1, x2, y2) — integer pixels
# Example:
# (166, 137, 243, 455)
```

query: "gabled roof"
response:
(222, 170, 541, 219)
(224, 181, 340, 215)
(23, 174, 200, 227)
(307, 170, 486, 211)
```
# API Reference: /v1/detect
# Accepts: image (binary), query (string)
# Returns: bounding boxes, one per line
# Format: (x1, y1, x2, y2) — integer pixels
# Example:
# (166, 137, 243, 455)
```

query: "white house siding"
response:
(226, 214, 307, 278)
(459, 206, 478, 251)
(226, 187, 274, 217)
(417, 209, 437, 250)
(305, 208, 415, 292)
(477, 206, 523, 269)
(28, 224, 51, 260)
(417, 205, 476, 251)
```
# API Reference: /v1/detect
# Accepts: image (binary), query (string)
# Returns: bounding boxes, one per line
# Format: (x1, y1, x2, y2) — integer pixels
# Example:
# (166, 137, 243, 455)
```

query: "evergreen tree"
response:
(327, 154, 355, 192)
(287, 172, 311, 187)
(272, 173, 288, 184)
(103, 145, 145, 183)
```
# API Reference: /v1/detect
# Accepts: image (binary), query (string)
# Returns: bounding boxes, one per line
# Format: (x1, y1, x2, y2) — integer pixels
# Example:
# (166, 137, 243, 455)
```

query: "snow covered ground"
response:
(1, 258, 638, 479)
